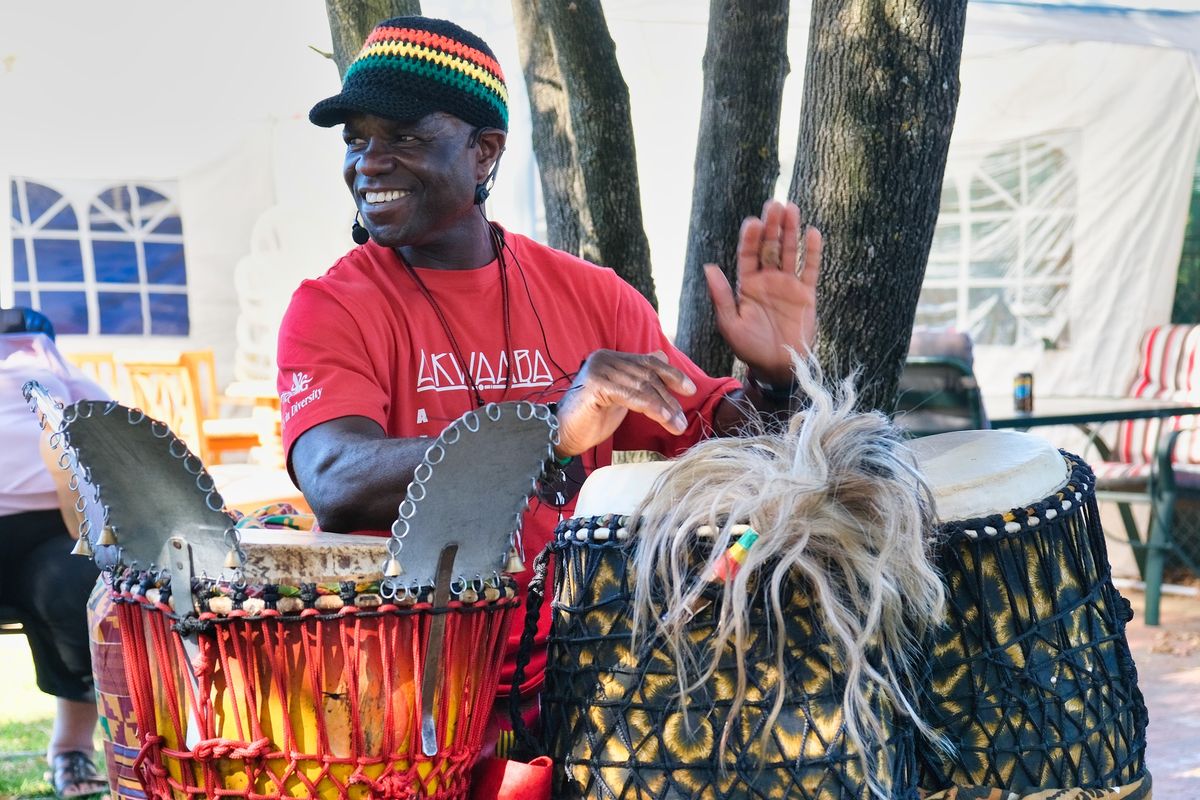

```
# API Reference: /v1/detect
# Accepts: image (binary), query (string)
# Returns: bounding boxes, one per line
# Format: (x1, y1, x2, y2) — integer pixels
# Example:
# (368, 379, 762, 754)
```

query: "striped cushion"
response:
(1113, 325, 1200, 465)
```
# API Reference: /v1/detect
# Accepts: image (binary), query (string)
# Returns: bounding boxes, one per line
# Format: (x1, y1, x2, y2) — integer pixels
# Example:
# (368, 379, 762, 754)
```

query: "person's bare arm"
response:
(37, 425, 84, 536)
(290, 416, 433, 532)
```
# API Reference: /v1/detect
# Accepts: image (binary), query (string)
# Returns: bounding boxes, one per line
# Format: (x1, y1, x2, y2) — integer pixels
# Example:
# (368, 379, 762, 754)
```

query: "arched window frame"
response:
(9, 177, 189, 336)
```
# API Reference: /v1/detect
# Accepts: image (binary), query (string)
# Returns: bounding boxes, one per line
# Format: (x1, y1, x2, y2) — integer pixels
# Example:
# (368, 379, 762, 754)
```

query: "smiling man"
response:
(277, 15, 821, 743)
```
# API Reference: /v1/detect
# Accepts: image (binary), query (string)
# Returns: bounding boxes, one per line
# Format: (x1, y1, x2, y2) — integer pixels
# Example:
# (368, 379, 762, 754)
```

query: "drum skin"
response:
(541, 522, 919, 800)
(917, 453, 1148, 792)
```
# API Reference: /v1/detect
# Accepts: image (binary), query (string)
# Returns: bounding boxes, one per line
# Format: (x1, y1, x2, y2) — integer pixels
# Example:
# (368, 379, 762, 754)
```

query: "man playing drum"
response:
(278, 14, 821, 748)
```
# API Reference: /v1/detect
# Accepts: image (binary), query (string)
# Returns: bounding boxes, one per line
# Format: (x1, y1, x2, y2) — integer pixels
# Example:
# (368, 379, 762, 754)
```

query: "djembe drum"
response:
(23, 384, 558, 800)
(111, 532, 519, 799)
(909, 429, 1149, 796)
(534, 406, 944, 800)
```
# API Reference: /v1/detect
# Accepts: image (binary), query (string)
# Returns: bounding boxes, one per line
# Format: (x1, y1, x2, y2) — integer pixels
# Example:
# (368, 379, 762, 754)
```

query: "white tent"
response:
(1, 1, 1198, 397)
(924, 0, 1200, 400)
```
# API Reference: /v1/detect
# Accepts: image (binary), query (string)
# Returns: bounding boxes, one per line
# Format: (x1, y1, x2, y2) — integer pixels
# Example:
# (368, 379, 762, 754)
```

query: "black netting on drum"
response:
(918, 452, 1149, 793)
(540, 515, 920, 800)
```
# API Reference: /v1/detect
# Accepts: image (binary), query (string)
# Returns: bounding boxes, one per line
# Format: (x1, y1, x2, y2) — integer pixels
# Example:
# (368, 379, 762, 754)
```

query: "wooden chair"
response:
(1090, 324, 1200, 624)
(115, 354, 266, 465)
(63, 351, 133, 404)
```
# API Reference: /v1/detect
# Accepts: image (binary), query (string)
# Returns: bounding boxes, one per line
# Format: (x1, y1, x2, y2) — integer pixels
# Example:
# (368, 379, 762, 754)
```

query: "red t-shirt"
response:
(276, 229, 739, 696)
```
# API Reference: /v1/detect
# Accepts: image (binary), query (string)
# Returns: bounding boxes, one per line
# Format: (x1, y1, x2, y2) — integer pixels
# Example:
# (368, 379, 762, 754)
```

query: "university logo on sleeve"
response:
(281, 371, 322, 424)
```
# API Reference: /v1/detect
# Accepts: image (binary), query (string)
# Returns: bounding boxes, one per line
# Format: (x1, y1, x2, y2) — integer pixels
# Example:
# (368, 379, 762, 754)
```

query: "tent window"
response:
(918, 133, 1077, 347)
(8, 177, 189, 336)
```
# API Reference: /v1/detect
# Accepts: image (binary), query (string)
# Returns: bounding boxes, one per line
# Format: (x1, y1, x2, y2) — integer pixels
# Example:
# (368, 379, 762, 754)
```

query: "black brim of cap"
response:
(309, 87, 438, 127)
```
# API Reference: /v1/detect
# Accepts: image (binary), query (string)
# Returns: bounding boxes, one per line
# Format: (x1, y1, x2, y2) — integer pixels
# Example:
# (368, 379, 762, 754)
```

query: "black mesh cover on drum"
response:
(540, 516, 919, 800)
(918, 453, 1149, 793)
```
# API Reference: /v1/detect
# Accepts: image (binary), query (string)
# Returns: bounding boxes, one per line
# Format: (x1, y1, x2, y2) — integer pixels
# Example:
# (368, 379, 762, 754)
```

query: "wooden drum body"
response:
(113, 530, 518, 800)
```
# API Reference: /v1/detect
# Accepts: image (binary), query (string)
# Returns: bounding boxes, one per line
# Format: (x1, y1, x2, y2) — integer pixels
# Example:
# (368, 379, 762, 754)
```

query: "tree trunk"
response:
(791, 0, 966, 412)
(324, 0, 422, 78)
(511, 0, 586, 257)
(675, 0, 791, 377)
(526, 0, 658, 308)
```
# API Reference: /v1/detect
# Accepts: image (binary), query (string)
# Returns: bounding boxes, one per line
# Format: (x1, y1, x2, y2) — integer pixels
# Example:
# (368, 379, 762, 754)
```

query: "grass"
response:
(0, 719, 54, 799)
(0, 636, 105, 800)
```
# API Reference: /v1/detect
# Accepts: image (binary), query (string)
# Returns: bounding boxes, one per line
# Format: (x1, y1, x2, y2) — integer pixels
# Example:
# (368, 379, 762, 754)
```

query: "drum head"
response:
(574, 430, 1068, 526)
(909, 429, 1068, 521)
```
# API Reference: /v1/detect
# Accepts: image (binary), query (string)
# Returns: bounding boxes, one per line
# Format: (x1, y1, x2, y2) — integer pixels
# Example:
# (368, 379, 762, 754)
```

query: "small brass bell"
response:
(97, 525, 118, 546)
(384, 557, 405, 578)
(504, 546, 526, 574)
(223, 547, 242, 570)
(71, 536, 94, 557)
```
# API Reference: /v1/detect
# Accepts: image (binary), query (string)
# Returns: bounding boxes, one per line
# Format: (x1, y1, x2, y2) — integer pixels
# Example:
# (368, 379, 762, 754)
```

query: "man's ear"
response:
(475, 128, 507, 183)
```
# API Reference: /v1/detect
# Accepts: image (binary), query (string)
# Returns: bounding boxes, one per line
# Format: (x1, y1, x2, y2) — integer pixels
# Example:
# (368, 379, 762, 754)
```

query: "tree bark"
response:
(791, 0, 967, 412)
(324, 0, 422, 78)
(528, 0, 658, 308)
(511, 0, 586, 257)
(675, 0, 790, 377)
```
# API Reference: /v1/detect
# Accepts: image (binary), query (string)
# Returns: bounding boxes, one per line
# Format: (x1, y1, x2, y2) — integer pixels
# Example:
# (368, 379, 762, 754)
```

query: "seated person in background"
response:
(280, 16, 822, 747)
(0, 307, 108, 798)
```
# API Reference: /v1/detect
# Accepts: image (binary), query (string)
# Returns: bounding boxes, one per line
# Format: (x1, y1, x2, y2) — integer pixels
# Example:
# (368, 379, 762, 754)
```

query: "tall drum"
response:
(540, 514, 918, 799)
(910, 430, 1148, 794)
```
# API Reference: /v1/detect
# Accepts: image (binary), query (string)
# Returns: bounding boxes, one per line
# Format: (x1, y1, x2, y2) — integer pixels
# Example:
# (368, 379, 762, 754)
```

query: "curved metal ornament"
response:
(24, 381, 235, 574)
(388, 400, 558, 590)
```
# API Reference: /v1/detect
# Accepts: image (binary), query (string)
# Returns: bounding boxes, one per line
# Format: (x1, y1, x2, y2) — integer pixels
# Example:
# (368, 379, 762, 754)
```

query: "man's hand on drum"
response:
(705, 199, 823, 385)
(554, 350, 696, 457)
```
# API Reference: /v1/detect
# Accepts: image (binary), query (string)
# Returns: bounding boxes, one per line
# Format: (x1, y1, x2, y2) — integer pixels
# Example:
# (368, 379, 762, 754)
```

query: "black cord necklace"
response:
(397, 223, 513, 409)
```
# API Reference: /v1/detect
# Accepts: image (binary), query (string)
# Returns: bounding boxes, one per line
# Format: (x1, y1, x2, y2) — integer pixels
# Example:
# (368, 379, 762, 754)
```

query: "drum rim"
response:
(556, 452, 1094, 545)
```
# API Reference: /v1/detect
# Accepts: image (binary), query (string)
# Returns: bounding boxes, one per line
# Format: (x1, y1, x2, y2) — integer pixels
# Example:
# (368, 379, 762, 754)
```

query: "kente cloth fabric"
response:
(230, 501, 316, 530)
(276, 227, 740, 698)
(88, 579, 143, 800)
(920, 774, 1151, 799)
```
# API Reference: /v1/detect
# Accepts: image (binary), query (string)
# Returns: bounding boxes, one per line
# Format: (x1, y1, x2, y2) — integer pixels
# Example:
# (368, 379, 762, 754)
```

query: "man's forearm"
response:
(297, 433, 432, 533)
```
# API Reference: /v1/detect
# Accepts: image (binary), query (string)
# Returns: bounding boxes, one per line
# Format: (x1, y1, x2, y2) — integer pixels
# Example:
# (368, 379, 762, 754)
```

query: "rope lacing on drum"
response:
(916, 452, 1149, 792)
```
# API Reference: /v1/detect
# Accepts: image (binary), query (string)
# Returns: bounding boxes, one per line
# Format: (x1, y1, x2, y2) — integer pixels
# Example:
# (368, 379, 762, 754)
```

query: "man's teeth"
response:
(365, 190, 406, 204)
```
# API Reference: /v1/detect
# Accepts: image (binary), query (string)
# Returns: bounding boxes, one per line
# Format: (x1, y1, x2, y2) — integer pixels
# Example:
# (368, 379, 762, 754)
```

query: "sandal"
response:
(46, 750, 108, 799)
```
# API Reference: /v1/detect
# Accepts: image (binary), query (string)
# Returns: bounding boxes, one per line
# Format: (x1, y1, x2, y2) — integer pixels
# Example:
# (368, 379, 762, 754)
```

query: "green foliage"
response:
(1172, 155, 1200, 324)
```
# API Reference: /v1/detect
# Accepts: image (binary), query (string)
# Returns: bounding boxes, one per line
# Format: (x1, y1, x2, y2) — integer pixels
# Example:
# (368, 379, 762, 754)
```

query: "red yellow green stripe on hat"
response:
(347, 25, 509, 130)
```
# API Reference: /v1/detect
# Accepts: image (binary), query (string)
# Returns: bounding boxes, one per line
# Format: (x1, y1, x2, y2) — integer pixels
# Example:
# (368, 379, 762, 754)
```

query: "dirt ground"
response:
(1121, 586, 1200, 797)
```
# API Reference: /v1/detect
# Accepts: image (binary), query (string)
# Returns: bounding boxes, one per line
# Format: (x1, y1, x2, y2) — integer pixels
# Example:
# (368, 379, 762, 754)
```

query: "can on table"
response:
(1013, 372, 1034, 413)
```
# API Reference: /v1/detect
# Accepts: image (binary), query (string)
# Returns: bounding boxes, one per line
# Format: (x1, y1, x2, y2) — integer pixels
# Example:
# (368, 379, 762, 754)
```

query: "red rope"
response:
(115, 591, 517, 799)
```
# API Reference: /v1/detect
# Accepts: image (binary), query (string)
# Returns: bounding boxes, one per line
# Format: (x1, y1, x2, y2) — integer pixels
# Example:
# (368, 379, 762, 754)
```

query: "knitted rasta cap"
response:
(310, 16, 508, 132)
